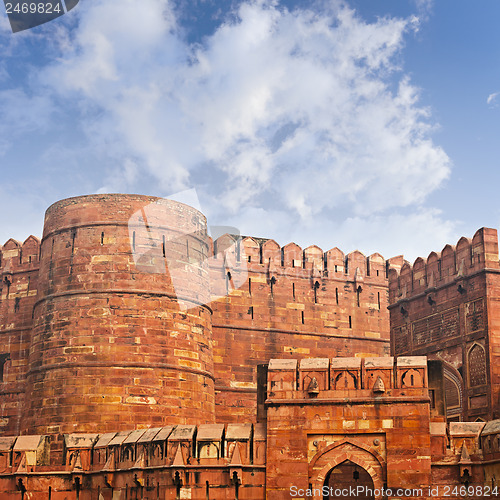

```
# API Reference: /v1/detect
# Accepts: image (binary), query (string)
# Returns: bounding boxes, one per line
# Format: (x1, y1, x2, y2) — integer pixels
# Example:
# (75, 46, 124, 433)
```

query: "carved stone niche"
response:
(330, 358, 361, 391)
(167, 425, 196, 466)
(197, 423, 225, 461)
(12, 435, 50, 472)
(0, 437, 16, 469)
(299, 358, 329, 394)
(267, 359, 297, 395)
(64, 433, 99, 471)
(226, 423, 252, 465)
(107, 431, 131, 467)
(136, 427, 163, 467)
(120, 429, 147, 464)
(148, 426, 174, 467)
(450, 421, 485, 456)
(93, 432, 116, 467)
(397, 356, 427, 389)
(364, 357, 394, 390)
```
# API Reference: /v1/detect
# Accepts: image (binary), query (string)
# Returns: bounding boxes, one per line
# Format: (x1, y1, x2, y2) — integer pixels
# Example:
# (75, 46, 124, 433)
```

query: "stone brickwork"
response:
(0, 194, 401, 435)
(0, 235, 40, 436)
(0, 358, 498, 499)
(23, 195, 216, 435)
(265, 356, 432, 499)
(210, 236, 402, 422)
(389, 228, 500, 422)
(2, 195, 500, 498)
(0, 423, 266, 498)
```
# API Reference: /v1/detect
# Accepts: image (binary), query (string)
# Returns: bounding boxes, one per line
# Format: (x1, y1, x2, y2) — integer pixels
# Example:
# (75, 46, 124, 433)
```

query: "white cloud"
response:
(413, 0, 433, 21)
(487, 92, 499, 107)
(0, 0, 454, 258)
(221, 204, 459, 263)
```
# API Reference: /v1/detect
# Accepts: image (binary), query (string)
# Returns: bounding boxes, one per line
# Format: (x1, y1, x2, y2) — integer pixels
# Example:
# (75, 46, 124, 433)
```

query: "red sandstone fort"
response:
(1, 194, 500, 499)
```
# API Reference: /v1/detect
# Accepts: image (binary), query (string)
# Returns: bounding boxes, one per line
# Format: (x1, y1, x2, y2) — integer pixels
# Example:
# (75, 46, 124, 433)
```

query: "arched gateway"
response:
(323, 460, 375, 500)
(309, 442, 385, 500)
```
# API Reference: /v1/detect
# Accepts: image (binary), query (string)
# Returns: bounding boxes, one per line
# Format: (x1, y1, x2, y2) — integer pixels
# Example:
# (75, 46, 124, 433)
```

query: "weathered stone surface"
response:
(3, 197, 500, 498)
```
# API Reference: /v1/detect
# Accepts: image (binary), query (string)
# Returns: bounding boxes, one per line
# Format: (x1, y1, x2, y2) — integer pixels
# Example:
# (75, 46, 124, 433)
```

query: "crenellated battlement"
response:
(388, 228, 499, 303)
(210, 234, 404, 282)
(0, 236, 40, 275)
(266, 356, 428, 398)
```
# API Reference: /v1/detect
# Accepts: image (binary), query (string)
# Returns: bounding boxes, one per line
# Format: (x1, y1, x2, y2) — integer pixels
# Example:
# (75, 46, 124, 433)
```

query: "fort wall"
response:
(265, 356, 431, 498)
(209, 235, 403, 422)
(1, 358, 498, 499)
(0, 194, 406, 431)
(0, 236, 40, 436)
(389, 228, 500, 421)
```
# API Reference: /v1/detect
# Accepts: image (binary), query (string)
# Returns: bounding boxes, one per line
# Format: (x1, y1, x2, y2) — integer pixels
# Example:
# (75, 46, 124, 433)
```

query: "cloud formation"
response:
(0, 0, 453, 258)
(487, 92, 499, 107)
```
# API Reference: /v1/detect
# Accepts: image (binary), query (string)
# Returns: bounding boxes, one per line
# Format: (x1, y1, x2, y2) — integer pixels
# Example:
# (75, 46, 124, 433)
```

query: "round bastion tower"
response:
(23, 194, 215, 434)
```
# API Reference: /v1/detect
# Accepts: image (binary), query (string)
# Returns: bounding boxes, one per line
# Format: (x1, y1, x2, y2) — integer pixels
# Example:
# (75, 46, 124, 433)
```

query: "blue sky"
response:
(1, 0, 500, 262)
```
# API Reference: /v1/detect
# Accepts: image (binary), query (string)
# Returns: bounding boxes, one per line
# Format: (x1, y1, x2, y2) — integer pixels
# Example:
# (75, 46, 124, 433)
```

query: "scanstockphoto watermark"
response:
(128, 189, 248, 311)
(290, 485, 500, 497)
(3, 0, 79, 33)
(290, 486, 424, 498)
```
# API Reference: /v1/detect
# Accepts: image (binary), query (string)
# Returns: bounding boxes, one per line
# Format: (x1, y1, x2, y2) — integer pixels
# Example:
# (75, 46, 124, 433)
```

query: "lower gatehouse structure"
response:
(1, 194, 500, 498)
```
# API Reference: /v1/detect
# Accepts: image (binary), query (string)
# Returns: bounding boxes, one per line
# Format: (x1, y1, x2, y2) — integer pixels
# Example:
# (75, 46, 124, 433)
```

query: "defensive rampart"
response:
(0, 236, 40, 435)
(388, 228, 500, 421)
(209, 235, 403, 421)
(1, 194, 405, 431)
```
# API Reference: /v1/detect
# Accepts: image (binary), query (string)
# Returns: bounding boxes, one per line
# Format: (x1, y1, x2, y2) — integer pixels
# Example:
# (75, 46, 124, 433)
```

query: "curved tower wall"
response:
(23, 194, 215, 434)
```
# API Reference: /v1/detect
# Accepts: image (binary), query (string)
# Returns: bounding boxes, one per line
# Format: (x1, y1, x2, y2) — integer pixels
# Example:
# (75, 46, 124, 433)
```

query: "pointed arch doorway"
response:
(323, 460, 375, 500)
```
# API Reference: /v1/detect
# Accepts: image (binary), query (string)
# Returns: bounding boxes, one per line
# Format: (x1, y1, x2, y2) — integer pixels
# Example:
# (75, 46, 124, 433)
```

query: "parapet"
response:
(0, 423, 263, 473)
(267, 356, 428, 398)
(0, 435, 49, 472)
(389, 228, 500, 302)
(0, 236, 40, 275)
(431, 419, 498, 462)
(210, 234, 400, 281)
